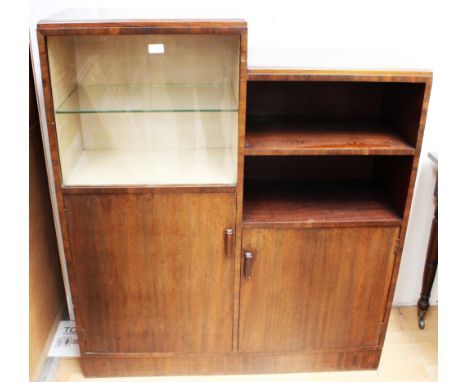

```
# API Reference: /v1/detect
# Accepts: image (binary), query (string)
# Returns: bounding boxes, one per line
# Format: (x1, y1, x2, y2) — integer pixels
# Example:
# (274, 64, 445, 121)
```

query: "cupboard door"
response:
(65, 192, 236, 354)
(239, 227, 399, 352)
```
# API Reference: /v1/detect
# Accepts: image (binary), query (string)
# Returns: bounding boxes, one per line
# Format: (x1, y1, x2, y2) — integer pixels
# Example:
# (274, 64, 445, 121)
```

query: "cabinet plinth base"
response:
(81, 348, 382, 377)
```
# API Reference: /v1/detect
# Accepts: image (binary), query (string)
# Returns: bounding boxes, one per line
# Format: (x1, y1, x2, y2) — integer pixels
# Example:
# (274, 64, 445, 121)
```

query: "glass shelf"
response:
(56, 83, 238, 114)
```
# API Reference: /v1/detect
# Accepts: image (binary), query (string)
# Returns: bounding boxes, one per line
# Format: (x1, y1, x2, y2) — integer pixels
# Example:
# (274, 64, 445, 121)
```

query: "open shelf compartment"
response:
(245, 81, 425, 156)
(243, 180, 402, 228)
(243, 156, 412, 227)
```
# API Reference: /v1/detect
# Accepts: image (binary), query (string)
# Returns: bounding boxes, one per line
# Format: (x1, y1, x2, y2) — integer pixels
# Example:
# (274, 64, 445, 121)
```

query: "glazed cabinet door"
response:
(65, 192, 236, 354)
(239, 227, 399, 352)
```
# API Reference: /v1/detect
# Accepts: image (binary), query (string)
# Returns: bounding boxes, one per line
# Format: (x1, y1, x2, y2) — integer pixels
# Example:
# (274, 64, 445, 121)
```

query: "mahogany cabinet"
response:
(37, 12, 431, 377)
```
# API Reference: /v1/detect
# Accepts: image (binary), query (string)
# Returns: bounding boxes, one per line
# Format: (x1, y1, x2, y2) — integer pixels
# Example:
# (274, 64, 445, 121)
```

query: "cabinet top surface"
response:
(248, 48, 432, 78)
(37, 7, 246, 27)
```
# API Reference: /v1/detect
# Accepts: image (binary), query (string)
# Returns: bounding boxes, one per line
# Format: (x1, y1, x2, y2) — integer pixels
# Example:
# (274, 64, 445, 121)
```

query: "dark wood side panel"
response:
(378, 78, 432, 346)
(373, 156, 413, 217)
(382, 82, 426, 146)
(81, 348, 382, 377)
(239, 227, 399, 352)
(64, 192, 236, 354)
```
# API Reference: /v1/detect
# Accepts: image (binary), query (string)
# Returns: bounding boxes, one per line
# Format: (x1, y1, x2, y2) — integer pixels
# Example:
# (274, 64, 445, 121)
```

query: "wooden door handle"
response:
(244, 252, 254, 279)
(225, 228, 233, 257)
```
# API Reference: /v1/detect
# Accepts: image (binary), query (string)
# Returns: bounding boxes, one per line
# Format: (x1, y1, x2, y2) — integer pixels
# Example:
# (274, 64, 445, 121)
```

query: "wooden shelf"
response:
(245, 118, 415, 156)
(243, 181, 402, 228)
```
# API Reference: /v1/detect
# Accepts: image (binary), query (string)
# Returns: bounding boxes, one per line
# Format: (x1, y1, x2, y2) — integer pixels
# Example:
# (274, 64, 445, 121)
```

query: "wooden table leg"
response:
(417, 202, 438, 329)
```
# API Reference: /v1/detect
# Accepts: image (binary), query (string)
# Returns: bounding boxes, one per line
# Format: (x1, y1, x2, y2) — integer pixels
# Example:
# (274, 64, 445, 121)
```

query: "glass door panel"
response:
(47, 34, 240, 186)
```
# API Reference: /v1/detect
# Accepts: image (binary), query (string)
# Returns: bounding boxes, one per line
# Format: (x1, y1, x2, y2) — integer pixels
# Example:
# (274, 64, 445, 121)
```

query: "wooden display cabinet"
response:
(37, 13, 431, 378)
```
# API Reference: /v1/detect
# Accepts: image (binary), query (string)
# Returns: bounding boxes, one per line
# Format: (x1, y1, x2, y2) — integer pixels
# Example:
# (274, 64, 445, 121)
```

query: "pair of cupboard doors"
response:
(66, 191, 399, 355)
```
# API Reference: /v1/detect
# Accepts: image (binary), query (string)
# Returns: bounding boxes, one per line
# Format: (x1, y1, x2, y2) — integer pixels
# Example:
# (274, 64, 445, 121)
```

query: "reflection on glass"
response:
(47, 35, 240, 186)
(57, 84, 238, 113)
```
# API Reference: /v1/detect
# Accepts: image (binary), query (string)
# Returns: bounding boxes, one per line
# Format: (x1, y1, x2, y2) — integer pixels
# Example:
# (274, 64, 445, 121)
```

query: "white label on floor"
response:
(47, 320, 80, 357)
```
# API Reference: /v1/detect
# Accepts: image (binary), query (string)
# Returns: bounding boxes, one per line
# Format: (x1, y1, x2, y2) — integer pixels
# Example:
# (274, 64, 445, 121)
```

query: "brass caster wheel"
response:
(418, 317, 425, 330)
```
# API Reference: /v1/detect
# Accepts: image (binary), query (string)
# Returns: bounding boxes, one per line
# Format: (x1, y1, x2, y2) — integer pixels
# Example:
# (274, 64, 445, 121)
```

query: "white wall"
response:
(30, 0, 443, 307)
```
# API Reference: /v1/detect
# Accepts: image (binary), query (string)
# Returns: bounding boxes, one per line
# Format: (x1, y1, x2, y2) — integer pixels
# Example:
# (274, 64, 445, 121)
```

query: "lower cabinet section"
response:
(65, 192, 400, 375)
(239, 227, 400, 352)
(64, 192, 237, 354)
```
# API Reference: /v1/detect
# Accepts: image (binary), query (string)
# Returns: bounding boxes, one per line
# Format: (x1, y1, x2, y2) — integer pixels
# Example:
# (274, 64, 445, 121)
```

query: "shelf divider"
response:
(245, 117, 415, 156)
(242, 181, 402, 228)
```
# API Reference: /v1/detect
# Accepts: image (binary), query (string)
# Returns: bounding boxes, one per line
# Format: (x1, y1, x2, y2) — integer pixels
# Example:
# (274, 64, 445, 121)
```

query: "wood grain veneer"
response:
(64, 192, 236, 354)
(239, 227, 399, 351)
(61, 185, 237, 194)
(37, 20, 247, 35)
(80, 348, 381, 377)
(247, 69, 432, 82)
